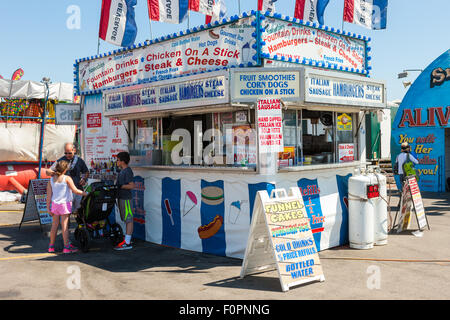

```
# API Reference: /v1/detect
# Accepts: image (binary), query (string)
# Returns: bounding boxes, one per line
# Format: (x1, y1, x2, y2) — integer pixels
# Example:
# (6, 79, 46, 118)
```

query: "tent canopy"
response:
(0, 79, 74, 101)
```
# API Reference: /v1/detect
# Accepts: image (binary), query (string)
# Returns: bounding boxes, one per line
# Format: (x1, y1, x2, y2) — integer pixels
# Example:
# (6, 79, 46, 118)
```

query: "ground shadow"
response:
(0, 218, 244, 275)
(1, 222, 50, 255)
(204, 273, 283, 292)
(40, 239, 243, 274)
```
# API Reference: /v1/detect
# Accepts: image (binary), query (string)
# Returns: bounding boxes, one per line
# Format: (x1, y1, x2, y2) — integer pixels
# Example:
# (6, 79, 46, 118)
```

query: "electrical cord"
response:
(320, 257, 450, 263)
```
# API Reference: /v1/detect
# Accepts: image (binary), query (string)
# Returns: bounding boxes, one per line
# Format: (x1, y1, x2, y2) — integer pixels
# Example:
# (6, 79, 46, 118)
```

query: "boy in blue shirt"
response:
(114, 152, 135, 250)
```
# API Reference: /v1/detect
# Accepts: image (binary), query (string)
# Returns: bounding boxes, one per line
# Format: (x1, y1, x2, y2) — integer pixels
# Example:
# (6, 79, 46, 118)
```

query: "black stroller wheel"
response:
(110, 223, 124, 247)
(77, 227, 90, 253)
(74, 227, 80, 241)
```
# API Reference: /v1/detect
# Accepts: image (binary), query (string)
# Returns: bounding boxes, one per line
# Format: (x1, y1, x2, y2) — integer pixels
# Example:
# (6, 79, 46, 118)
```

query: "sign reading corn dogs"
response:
(240, 187, 324, 292)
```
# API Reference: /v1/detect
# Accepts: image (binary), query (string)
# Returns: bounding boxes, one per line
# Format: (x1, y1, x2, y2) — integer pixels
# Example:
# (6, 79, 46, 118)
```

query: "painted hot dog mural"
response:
(199, 180, 226, 256)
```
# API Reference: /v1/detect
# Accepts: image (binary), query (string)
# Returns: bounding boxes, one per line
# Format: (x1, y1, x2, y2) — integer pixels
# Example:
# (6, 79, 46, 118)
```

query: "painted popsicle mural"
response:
(164, 198, 175, 226)
(161, 177, 181, 248)
(183, 191, 198, 217)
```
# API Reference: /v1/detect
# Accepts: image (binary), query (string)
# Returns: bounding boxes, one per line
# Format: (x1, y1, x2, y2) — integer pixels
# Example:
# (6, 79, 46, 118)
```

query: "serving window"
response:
(127, 108, 358, 169)
(127, 109, 257, 169)
(278, 110, 358, 168)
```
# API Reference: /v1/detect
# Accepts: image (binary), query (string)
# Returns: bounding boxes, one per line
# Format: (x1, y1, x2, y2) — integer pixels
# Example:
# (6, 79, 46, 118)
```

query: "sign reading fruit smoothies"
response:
(241, 187, 324, 292)
(76, 16, 256, 94)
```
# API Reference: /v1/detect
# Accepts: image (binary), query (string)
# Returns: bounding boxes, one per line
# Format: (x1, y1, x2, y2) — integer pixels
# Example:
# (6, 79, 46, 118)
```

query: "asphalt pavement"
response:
(0, 191, 449, 302)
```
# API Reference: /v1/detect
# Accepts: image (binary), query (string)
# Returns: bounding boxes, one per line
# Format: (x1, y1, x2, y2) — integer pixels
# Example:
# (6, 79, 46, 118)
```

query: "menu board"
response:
(20, 179, 52, 229)
(261, 16, 367, 73)
(338, 143, 355, 163)
(408, 177, 428, 230)
(84, 94, 129, 168)
(396, 176, 430, 232)
(257, 98, 284, 153)
(77, 16, 256, 94)
(240, 187, 325, 292)
(103, 73, 228, 115)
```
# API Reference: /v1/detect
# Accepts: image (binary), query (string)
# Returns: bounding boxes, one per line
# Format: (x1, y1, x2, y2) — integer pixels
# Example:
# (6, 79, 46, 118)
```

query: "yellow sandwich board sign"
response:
(240, 187, 325, 292)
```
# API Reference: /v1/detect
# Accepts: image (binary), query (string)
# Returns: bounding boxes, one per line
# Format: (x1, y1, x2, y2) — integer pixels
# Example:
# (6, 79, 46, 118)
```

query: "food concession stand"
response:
(74, 11, 386, 258)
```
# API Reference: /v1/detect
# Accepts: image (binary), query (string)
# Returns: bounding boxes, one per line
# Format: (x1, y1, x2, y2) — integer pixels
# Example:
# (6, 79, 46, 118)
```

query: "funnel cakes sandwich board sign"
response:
(240, 187, 325, 292)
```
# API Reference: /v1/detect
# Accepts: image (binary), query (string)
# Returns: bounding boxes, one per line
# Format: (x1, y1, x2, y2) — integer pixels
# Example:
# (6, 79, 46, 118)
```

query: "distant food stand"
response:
(0, 79, 76, 193)
(74, 11, 386, 258)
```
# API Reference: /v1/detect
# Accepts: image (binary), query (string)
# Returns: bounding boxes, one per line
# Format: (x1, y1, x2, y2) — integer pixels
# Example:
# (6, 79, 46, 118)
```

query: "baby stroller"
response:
(74, 180, 124, 252)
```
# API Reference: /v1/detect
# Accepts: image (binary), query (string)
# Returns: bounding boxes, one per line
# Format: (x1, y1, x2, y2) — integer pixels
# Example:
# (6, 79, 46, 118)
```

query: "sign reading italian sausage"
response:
(257, 98, 284, 153)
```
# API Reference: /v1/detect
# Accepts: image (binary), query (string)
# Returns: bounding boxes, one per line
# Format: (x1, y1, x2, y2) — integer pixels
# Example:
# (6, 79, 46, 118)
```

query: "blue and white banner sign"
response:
(99, 0, 138, 47)
(261, 16, 368, 74)
(343, 0, 388, 30)
(104, 71, 229, 116)
(304, 69, 385, 108)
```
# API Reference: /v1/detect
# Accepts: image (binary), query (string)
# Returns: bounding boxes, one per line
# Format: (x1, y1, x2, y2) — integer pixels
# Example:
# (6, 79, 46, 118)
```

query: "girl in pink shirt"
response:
(46, 160, 87, 253)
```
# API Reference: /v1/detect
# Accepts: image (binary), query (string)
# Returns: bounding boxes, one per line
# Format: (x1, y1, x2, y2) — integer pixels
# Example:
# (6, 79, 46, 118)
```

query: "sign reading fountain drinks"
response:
(77, 16, 256, 94)
(261, 16, 367, 73)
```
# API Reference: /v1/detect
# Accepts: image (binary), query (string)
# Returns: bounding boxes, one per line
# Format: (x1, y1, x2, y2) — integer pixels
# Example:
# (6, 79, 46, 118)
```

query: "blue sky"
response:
(0, 0, 449, 102)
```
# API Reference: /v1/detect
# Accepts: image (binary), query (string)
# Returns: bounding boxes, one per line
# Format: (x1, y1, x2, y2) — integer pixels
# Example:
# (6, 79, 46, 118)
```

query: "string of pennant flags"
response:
(99, 0, 387, 48)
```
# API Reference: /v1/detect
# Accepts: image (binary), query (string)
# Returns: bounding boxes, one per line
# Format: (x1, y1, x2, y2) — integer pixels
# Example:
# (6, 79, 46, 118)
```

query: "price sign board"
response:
(240, 187, 325, 292)
(20, 179, 52, 230)
(257, 98, 284, 153)
(396, 176, 430, 232)
(407, 176, 429, 230)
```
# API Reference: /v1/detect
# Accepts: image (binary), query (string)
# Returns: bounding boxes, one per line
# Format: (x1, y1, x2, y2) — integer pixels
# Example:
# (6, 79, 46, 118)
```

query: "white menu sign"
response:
(77, 16, 256, 94)
(257, 98, 284, 153)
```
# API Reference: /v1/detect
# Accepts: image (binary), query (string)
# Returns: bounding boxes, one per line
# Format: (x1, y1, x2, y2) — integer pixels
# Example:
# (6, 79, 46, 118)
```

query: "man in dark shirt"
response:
(47, 142, 89, 213)
(114, 151, 135, 250)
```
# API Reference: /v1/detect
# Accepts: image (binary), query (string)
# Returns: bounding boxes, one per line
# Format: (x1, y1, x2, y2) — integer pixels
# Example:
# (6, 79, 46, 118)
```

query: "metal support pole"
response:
(37, 78, 50, 179)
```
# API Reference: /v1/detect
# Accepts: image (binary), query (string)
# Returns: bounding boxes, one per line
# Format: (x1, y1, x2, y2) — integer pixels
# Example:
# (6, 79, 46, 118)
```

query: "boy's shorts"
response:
(117, 199, 133, 223)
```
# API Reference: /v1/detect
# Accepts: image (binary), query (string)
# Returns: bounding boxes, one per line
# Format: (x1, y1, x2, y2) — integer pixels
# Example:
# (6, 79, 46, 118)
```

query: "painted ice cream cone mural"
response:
(228, 200, 248, 224)
(183, 191, 198, 217)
